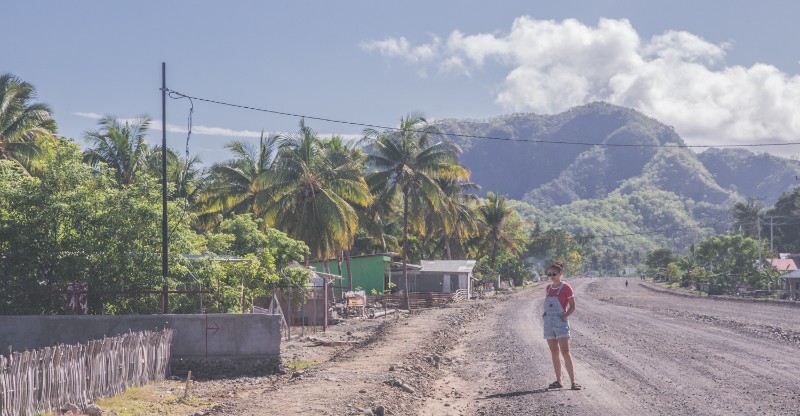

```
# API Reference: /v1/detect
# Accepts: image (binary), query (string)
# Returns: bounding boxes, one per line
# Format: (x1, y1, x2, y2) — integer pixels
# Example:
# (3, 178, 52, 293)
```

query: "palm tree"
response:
(83, 116, 152, 186)
(476, 192, 524, 289)
(202, 132, 280, 218)
(262, 121, 371, 266)
(730, 198, 765, 239)
(364, 114, 468, 308)
(0, 73, 56, 174)
(432, 178, 479, 260)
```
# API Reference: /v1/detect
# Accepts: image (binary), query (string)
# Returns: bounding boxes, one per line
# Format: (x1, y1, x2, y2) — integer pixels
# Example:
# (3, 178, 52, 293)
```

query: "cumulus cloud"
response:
(362, 16, 800, 147)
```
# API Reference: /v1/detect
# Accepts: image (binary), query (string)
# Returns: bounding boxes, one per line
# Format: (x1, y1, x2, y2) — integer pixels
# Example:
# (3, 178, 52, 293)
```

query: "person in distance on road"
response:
(542, 261, 582, 390)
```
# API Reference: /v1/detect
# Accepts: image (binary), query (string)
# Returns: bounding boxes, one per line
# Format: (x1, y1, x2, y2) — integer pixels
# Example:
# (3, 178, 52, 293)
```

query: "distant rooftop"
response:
(766, 258, 797, 271)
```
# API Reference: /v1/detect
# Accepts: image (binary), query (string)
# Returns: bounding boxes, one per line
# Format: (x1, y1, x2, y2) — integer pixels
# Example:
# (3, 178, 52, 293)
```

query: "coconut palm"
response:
(83, 116, 152, 186)
(0, 73, 56, 174)
(202, 132, 280, 218)
(431, 178, 479, 260)
(262, 121, 371, 266)
(730, 198, 765, 239)
(364, 114, 468, 308)
(476, 192, 525, 287)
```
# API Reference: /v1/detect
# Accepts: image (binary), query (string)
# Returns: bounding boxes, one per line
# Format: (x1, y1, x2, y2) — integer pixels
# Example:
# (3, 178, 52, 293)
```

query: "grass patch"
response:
(90, 382, 216, 416)
(284, 360, 319, 370)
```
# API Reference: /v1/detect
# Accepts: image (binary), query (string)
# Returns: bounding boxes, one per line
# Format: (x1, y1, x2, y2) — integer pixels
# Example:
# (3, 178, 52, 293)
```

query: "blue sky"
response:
(5, 1, 800, 164)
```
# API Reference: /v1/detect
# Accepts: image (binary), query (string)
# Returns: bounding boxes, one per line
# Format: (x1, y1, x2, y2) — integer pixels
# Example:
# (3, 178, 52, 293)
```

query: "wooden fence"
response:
(0, 329, 174, 416)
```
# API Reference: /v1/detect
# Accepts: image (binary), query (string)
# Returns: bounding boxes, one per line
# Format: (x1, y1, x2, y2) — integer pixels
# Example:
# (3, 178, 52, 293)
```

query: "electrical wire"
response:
(576, 221, 728, 240)
(165, 88, 800, 149)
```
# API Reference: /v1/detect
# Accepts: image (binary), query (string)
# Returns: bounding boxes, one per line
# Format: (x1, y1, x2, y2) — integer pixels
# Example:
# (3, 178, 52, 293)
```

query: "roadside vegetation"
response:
(2, 72, 796, 315)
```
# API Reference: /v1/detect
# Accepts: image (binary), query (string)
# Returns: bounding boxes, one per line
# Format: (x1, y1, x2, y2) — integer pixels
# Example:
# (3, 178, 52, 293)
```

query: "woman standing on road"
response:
(542, 261, 581, 390)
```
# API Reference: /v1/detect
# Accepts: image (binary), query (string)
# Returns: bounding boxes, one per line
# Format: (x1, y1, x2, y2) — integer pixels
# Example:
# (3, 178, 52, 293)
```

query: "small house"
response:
(310, 254, 393, 297)
(392, 260, 475, 298)
(782, 269, 800, 298)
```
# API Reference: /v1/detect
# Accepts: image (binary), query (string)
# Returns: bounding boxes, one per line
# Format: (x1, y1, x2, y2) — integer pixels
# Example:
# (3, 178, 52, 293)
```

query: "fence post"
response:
(161, 284, 169, 314)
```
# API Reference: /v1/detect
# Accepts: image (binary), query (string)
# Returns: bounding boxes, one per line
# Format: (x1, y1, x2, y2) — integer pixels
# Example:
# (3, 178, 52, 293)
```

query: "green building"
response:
(310, 254, 392, 297)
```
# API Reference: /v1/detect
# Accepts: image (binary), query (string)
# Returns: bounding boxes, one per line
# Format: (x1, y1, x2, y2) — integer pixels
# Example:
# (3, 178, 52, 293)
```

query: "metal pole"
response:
(161, 62, 169, 313)
(757, 217, 762, 265)
(770, 216, 774, 251)
(323, 277, 328, 332)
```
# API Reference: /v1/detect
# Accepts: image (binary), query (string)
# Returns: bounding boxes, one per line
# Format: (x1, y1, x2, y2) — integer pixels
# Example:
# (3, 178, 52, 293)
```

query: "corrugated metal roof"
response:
(419, 260, 476, 273)
(782, 269, 800, 279)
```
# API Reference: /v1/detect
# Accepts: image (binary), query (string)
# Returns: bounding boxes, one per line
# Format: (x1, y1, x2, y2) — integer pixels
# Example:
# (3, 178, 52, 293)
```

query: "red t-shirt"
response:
(545, 283, 574, 312)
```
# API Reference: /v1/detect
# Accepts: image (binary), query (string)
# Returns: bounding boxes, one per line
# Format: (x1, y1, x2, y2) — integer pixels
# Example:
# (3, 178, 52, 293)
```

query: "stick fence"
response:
(0, 329, 174, 416)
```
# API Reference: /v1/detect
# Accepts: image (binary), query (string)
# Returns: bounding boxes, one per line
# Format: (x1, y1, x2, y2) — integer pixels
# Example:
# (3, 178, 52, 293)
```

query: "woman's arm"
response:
(562, 297, 576, 320)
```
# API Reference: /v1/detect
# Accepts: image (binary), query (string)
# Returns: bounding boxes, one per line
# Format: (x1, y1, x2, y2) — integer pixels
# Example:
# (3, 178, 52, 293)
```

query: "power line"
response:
(577, 221, 727, 239)
(165, 88, 800, 149)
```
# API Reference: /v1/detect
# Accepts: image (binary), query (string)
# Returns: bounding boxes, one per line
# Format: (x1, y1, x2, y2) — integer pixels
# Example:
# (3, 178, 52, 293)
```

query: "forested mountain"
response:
(436, 102, 800, 254)
(698, 148, 800, 205)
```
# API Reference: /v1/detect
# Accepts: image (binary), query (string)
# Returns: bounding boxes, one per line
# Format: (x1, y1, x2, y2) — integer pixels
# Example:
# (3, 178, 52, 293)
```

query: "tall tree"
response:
(476, 192, 525, 287)
(263, 122, 371, 267)
(364, 114, 468, 308)
(430, 178, 479, 260)
(202, 132, 280, 218)
(83, 116, 153, 186)
(730, 198, 765, 239)
(0, 73, 56, 174)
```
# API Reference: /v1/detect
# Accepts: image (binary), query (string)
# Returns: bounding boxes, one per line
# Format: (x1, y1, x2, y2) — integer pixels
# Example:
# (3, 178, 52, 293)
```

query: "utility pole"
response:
(757, 216, 762, 265)
(769, 216, 774, 252)
(161, 62, 169, 313)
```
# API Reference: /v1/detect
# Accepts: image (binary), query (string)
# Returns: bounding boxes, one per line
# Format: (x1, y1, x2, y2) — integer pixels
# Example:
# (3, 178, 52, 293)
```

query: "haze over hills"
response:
(436, 102, 800, 255)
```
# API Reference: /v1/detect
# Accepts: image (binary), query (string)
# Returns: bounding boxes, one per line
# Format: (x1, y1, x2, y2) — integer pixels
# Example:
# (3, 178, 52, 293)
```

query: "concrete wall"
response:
(0, 313, 281, 359)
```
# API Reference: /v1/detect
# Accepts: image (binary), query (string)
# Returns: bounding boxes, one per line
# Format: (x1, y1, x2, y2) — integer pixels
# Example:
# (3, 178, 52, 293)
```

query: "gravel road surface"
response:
(202, 278, 800, 415)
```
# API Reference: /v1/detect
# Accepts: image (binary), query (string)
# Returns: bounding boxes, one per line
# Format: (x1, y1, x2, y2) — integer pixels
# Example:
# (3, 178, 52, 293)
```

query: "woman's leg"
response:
(558, 337, 575, 383)
(547, 338, 561, 382)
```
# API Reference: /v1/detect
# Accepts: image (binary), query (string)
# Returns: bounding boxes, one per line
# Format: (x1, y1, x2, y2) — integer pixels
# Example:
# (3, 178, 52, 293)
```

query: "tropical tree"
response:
(695, 234, 763, 290)
(475, 192, 526, 288)
(263, 121, 371, 268)
(767, 188, 800, 252)
(430, 178, 479, 260)
(364, 114, 468, 307)
(202, 132, 280, 219)
(83, 116, 153, 186)
(730, 198, 765, 239)
(0, 73, 56, 174)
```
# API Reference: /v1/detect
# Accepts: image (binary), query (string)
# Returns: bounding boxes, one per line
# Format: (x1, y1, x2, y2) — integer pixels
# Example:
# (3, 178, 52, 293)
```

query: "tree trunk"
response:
(344, 249, 354, 292)
(323, 259, 330, 274)
(403, 191, 410, 310)
(491, 238, 499, 291)
(445, 235, 452, 260)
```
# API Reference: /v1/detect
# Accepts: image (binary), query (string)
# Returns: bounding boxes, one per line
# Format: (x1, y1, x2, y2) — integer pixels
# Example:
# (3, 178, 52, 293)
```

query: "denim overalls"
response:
(543, 283, 570, 339)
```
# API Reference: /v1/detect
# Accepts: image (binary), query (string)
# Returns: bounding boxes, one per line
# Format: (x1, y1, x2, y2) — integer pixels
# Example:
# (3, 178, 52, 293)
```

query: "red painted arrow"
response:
(206, 321, 220, 335)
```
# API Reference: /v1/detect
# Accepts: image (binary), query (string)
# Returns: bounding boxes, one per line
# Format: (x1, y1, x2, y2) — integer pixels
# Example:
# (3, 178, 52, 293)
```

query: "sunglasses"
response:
(548, 272, 559, 277)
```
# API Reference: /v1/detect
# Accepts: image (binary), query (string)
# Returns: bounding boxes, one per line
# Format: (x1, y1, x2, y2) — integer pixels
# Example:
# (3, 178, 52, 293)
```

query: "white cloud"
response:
(363, 16, 800, 147)
(73, 112, 359, 141)
(360, 36, 441, 64)
(73, 112, 104, 119)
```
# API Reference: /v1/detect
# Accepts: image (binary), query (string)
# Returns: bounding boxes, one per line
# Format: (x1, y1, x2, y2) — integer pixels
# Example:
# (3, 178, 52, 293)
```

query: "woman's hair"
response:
(549, 261, 564, 273)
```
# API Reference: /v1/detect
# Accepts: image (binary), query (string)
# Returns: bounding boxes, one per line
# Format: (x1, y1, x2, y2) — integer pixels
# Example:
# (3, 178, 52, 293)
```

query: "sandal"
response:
(570, 381, 582, 390)
(547, 380, 563, 389)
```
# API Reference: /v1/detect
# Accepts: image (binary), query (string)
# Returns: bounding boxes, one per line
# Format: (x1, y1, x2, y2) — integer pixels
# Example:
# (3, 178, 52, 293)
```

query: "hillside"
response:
(436, 102, 800, 253)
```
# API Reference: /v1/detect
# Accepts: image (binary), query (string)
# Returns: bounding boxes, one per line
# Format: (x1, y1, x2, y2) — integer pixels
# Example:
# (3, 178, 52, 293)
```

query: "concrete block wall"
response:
(0, 314, 282, 359)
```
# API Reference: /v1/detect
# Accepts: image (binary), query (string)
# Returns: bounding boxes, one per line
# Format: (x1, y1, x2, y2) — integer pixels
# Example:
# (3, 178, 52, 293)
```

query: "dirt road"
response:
(205, 278, 800, 415)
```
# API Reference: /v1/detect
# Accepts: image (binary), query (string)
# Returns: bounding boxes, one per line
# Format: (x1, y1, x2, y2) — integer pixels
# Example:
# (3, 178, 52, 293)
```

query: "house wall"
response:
(311, 255, 390, 296)
(391, 271, 470, 293)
